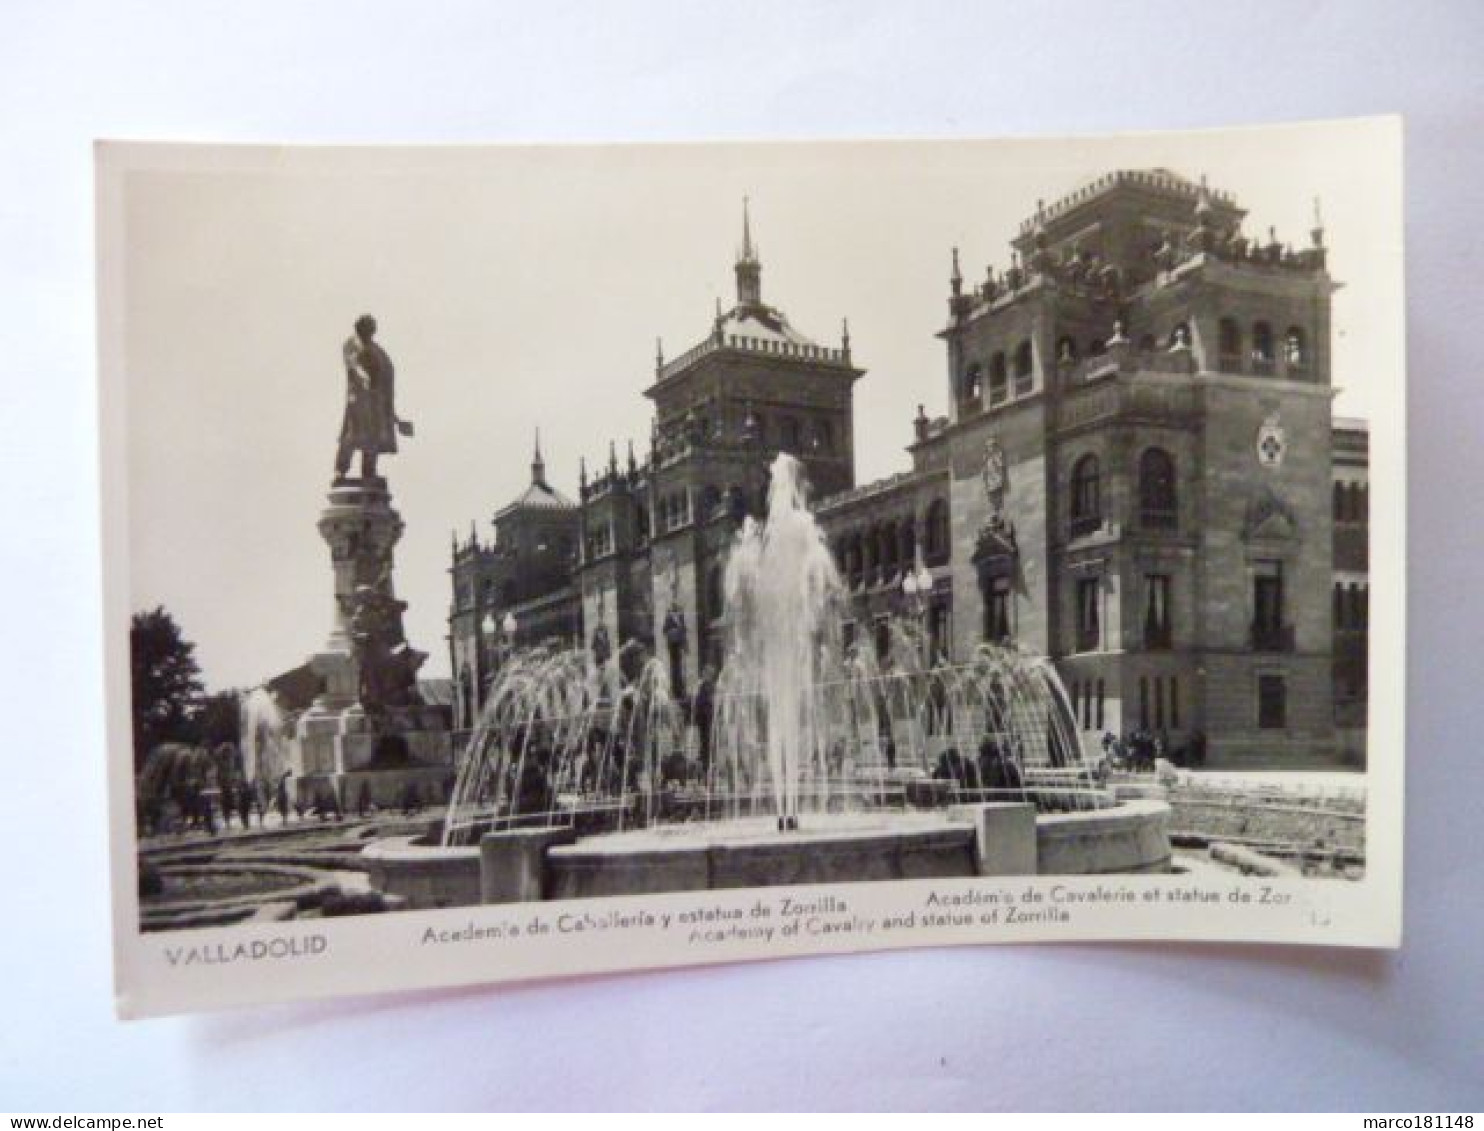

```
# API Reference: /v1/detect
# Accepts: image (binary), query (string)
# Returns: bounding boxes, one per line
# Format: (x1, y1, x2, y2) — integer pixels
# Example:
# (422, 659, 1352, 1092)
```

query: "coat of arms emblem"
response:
(1256, 414, 1286, 469)
(982, 437, 1007, 513)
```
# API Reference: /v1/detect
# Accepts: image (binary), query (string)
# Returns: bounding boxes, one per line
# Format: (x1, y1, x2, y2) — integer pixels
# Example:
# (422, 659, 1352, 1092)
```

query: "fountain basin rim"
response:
(547, 812, 973, 859)
(361, 834, 479, 865)
(1034, 798, 1170, 831)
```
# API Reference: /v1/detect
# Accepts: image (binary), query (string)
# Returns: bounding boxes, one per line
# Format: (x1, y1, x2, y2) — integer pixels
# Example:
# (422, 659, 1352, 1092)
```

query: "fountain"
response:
(362, 455, 1171, 908)
(240, 686, 297, 792)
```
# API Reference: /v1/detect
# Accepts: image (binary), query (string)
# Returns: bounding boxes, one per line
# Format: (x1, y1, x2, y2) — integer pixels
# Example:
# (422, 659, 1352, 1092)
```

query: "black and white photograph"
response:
(100, 119, 1404, 1017)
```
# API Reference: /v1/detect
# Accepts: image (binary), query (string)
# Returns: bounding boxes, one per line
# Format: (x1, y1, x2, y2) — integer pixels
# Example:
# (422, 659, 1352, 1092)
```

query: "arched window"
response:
(700, 484, 720, 519)
(1139, 447, 1178, 529)
(1167, 322, 1191, 351)
(899, 520, 916, 569)
(1285, 326, 1307, 369)
(924, 499, 950, 564)
(814, 418, 834, 452)
(1070, 454, 1102, 537)
(706, 564, 725, 621)
(963, 363, 984, 404)
(1013, 340, 1034, 394)
(880, 522, 900, 579)
(781, 416, 802, 452)
(862, 527, 878, 582)
(460, 665, 477, 729)
(847, 534, 864, 588)
(1218, 317, 1242, 370)
(1056, 336, 1079, 365)
(1252, 321, 1275, 372)
(988, 353, 1008, 405)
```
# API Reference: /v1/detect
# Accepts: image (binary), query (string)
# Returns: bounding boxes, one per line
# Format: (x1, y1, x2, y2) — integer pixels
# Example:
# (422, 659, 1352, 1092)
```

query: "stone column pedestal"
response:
(953, 802, 1038, 876)
(479, 828, 575, 904)
(289, 474, 449, 799)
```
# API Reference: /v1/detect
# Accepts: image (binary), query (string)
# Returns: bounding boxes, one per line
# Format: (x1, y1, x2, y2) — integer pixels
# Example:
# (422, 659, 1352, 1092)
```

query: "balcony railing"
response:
(1069, 514, 1103, 539)
(1250, 623, 1296, 652)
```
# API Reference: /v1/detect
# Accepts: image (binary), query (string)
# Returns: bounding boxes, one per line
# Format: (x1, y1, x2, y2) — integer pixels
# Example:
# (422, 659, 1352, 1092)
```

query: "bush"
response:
(138, 862, 165, 898)
(320, 889, 388, 917)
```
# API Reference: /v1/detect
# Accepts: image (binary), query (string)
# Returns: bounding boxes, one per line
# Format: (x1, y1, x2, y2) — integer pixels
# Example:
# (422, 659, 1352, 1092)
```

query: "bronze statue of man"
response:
(334, 315, 412, 481)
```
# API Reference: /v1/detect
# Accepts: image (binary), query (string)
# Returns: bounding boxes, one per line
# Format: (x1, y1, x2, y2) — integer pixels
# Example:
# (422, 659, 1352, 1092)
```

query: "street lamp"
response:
(500, 613, 519, 668)
(481, 610, 497, 672)
(901, 562, 935, 662)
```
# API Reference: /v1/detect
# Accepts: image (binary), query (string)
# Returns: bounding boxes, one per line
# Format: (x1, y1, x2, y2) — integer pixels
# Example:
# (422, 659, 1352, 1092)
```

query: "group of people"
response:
(1099, 728, 1207, 774)
(139, 733, 445, 837)
(931, 737, 1027, 797)
(139, 765, 295, 838)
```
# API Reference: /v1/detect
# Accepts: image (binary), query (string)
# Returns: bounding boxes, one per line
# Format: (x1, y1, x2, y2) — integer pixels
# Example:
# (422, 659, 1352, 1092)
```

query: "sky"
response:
(109, 119, 1403, 690)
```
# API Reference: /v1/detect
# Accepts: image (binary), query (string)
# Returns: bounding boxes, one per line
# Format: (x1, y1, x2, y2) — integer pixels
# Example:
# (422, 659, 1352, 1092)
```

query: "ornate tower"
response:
(735, 196, 762, 308)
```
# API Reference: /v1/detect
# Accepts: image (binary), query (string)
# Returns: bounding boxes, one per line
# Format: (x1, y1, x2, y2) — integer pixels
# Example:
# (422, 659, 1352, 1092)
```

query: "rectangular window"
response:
(1145, 574, 1172, 649)
(1258, 674, 1287, 729)
(1075, 577, 1100, 651)
(842, 621, 857, 655)
(1139, 676, 1150, 730)
(1154, 676, 1165, 729)
(1170, 677, 1180, 729)
(985, 577, 1012, 643)
(874, 617, 891, 663)
(1096, 679, 1105, 730)
(1252, 562, 1288, 651)
(929, 602, 952, 663)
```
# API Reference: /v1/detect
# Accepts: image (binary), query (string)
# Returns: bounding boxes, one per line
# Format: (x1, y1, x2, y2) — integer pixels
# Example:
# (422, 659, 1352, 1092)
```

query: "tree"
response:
(130, 606, 205, 771)
(193, 690, 242, 750)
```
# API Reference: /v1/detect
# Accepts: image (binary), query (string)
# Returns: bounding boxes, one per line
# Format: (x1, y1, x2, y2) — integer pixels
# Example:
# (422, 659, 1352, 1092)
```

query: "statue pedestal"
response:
(315, 476, 402, 656)
(288, 474, 453, 808)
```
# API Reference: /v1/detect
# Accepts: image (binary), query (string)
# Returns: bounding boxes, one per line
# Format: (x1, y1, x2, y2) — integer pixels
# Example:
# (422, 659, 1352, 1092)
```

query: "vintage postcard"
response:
(99, 118, 1404, 1018)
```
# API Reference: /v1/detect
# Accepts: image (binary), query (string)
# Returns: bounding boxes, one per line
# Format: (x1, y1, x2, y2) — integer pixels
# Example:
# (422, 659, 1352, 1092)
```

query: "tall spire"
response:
(741, 195, 756, 261)
(735, 196, 763, 308)
(531, 427, 546, 486)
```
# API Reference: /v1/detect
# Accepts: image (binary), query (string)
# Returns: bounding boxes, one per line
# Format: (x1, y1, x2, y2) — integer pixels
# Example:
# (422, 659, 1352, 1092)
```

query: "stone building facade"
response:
(447, 438, 582, 728)
(448, 173, 1368, 767)
(1331, 418, 1369, 761)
